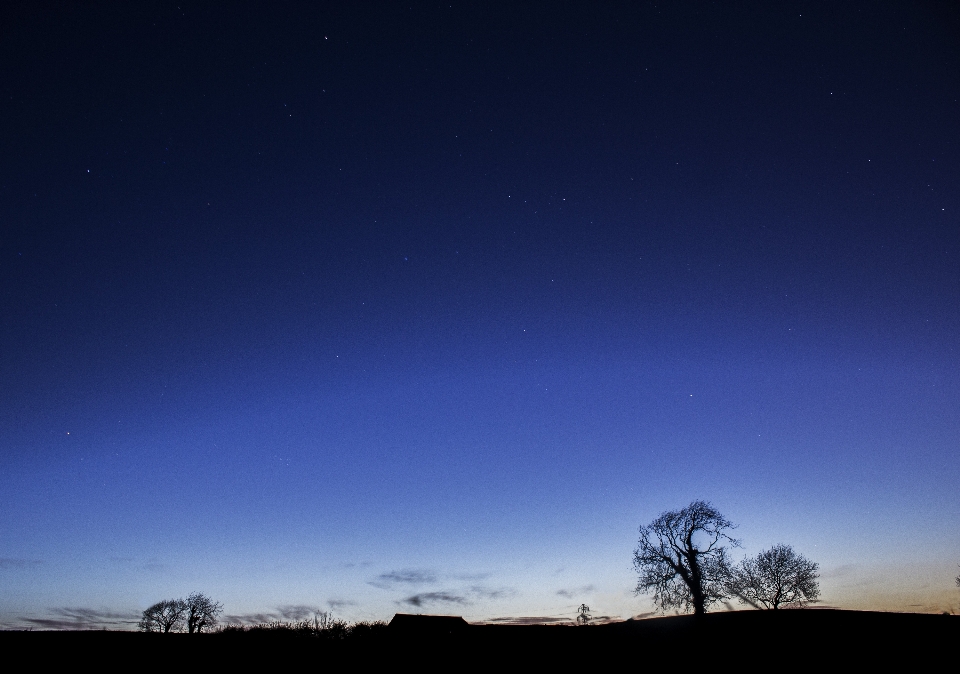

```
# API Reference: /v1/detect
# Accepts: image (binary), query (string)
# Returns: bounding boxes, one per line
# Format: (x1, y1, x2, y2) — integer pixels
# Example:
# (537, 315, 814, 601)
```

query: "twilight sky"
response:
(1, 1, 958, 629)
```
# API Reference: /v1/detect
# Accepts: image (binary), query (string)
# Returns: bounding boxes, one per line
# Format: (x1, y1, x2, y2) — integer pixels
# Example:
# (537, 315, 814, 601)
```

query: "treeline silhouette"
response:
(4, 498, 956, 666)
(216, 614, 387, 642)
(138, 600, 388, 642)
(4, 609, 956, 668)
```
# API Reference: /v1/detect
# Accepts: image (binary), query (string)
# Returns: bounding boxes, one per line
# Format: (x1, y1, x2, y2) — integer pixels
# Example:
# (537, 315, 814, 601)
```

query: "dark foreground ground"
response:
(2, 610, 955, 669)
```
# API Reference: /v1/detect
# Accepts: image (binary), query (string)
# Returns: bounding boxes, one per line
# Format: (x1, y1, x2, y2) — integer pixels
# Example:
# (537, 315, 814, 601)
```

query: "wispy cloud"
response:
(556, 584, 595, 599)
(0, 558, 41, 569)
(277, 605, 320, 621)
(629, 611, 658, 620)
(370, 568, 437, 589)
(469, 585, 516, 600)
(401, 591, 468, 607)
(821, 564, 858, 579)
(224, 605, 323, 625)
(20, 607, 139, 630)
(372, 569, 513, 606)
(484, 616, 571, 625)
(224, 612, 281, 625)
(453, 572, 491, 581)
(327, 598, 357, 610)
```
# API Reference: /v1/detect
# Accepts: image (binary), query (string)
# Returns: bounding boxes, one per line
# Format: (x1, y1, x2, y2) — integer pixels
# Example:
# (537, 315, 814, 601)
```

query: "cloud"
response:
(401, 591, 468, 607)
(628, 611, 658, 620)
(224, 605, 323, 625)
(453, 572, 491, 581)
(484, 616, 571, 625)
(20, 618, 95, 630)
(327, 598, 357, 610)
(277, 605, 320, 621)
(370, 568, 437, 589)
(0, 558, 41, 569)
(821, 564, 858, 579)
(469, 586, 517, 600)
(224, 612, 280, 625)
(556, 584, 596, 599)
(372, 569, 513, 605)
(585, 615, 619, 624)
(20, 607, 139, 630)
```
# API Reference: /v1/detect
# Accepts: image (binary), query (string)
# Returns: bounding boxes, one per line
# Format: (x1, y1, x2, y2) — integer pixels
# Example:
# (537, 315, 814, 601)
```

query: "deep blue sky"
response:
(1, 1, 958, 628)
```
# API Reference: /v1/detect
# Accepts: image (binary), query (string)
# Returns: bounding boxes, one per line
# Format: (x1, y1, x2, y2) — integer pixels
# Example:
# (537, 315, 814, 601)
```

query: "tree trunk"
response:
(688, 549, 706, 615)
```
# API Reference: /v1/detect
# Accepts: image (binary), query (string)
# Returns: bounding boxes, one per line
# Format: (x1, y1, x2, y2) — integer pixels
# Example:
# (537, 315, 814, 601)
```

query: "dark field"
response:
(2, 610, 955, 668)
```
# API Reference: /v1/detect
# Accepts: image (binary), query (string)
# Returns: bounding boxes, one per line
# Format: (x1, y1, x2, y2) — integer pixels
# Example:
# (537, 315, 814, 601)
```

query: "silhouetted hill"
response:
(2, 610, 955, 668)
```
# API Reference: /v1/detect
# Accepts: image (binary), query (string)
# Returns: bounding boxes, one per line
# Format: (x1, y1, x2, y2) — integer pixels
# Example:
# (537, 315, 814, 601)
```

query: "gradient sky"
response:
(1, 1, 958, 629)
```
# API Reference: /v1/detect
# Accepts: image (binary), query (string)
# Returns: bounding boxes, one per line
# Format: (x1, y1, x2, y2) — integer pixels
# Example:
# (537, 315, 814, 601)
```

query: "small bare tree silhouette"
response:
(185, 592, 223, 633)
(139, 599, 187, 633)
(727, 544, 820, 609)
(576, 603, 591, 625)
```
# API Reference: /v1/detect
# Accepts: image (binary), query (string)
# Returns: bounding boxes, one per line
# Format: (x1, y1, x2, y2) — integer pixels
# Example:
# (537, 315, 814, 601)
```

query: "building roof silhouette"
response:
(388, 614, 469, 635)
